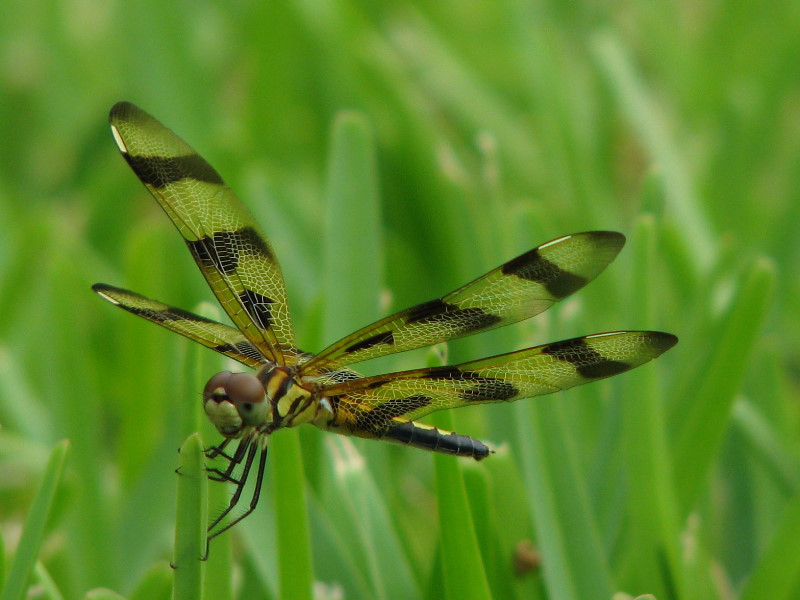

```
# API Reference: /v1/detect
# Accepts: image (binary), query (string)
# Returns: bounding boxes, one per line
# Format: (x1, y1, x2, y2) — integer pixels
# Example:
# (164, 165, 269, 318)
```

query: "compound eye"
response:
(203, 371, 233, 402)
(203, 371, 242, 437)
(226, 372, 268, 426)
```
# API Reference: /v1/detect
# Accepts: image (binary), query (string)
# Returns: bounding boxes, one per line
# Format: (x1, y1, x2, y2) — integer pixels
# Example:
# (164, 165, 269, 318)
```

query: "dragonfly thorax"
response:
(202, 366, 315, 438)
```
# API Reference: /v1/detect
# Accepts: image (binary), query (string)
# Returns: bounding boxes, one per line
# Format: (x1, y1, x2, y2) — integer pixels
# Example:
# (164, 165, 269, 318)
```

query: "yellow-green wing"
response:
(109, 102, 294, 365)
(318, 331, 677, 437)
(301, 231, 625, 375)
(93, 283, 267, 369)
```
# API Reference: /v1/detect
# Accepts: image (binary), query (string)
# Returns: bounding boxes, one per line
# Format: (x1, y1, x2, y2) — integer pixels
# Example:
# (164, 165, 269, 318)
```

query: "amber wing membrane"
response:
(319, 331, 678, 437)
(299, 231, 625, 375)
(108, 102, 295, 365)
(93, 283, 267, 369)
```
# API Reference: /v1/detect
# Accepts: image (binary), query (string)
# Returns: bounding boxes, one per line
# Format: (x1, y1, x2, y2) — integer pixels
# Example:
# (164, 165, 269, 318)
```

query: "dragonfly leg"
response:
(206, 437, 257, 532)
(205, 437, 234, 460)
(205, 433, 267, 537)
(204, 438, 268, 557)
(206, 436, 249, 482)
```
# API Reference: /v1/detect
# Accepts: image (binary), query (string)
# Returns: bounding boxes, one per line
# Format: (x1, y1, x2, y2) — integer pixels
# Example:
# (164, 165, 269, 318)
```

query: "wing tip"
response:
(580, 230, 626, 255)
(539, 230, 626, 259)
(109, 102, 142, 153)
(563, 229, 625, 245)
(654, 331, 679, 353)
(109, 101, 137, 120)
(92, 282, 121, 305)
(584, 330, 678, 357)
(595, 229, 626, 247)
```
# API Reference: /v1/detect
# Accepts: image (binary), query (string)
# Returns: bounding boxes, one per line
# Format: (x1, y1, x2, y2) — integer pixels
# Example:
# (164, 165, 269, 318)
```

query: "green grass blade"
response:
(481, 448, 541, 599)
(33, 562, 65, 600)
(591, 30, 715, 273)
(732, 398, 800, 492)
(271, 429, 313, 600)
(739, 491, 800, 600)
(618, 216, 684, 597)
(323, 436, 420, 600)
(321, 110, 382, 345)
(432, 410, 492, 600)
(674, 258, 776, 509)
(201, 483, 234, 600)
(516, 400, 614, 600)
(172, 433, 207, 600)
(1, 440, 69, 600)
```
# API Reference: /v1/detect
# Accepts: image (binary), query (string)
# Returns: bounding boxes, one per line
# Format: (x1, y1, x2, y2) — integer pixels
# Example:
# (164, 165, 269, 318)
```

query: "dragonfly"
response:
(94, 101, 677, 542)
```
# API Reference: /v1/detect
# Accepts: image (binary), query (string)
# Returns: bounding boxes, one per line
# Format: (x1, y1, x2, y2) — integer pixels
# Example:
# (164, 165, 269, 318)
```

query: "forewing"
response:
(301, 231, 625, 374)
(93, 283, 268, 369)
(321, 331, 677, 435)
(108, 102, 295, 365)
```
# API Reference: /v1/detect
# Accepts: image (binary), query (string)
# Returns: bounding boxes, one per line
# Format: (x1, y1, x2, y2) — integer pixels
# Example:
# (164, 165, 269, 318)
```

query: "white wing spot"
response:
(586, 331, 622, 339)
(538, 234, 571, 250)
(110, 125, 128, 154)
(95, 290, 121, 305)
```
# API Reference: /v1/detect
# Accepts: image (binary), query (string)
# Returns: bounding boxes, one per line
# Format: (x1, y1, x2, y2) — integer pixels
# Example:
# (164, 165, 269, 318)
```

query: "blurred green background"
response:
(0, 1, 798, 599)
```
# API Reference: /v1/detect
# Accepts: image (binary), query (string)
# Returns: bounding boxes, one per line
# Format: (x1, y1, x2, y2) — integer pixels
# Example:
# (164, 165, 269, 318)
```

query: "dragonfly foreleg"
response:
(206, 436, 250, 481)
(204, 436, 269, 556)
(204, 437, 234, 460)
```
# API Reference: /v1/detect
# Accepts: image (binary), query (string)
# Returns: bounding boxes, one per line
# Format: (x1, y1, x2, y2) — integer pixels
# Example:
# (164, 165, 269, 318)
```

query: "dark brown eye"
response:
(203, 371, 233, 402)
(202, 371, 268, 434)
(203, 371, 241, 437)
(225, 372, 267, 426)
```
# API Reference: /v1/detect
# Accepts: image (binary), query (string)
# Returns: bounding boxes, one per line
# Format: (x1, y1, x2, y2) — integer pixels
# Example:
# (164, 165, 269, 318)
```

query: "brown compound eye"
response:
(204, 371, 233, 403)
(202, 371, 267, 436)
(203, 371, 240, 436)
(225, 372, 267, 426)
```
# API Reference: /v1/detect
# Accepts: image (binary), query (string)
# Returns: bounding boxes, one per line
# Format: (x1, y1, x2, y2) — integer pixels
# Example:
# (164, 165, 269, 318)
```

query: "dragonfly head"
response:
(203, 371, 270, 438)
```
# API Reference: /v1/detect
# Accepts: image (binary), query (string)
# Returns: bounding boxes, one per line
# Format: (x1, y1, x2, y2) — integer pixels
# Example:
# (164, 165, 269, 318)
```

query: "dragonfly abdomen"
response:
(383, 420, 492, 460)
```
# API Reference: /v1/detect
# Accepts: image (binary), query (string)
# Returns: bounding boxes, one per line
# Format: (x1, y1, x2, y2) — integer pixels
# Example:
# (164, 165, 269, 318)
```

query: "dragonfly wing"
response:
(93, 283, 268, 369)
(109, 102, 295, 365)
(318, 331, 677, 436)
(301, 231, 625, 373)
